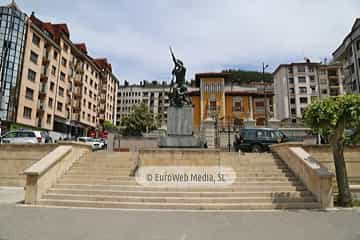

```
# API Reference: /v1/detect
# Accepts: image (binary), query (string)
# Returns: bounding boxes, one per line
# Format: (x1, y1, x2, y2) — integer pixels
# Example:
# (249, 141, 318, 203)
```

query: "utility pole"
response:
(262, 63, 269, 127)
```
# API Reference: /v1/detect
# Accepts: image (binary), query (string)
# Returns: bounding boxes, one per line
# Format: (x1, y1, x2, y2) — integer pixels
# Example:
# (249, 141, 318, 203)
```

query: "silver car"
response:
(77, 137, 102, 151)
(0, 130, 46, 144)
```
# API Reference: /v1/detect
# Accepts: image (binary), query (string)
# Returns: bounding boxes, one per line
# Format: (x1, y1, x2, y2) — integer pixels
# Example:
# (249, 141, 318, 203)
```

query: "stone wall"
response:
(107, 134, 160, 152)
(0, 144, 57, 186)
(303, 145, 360, 186)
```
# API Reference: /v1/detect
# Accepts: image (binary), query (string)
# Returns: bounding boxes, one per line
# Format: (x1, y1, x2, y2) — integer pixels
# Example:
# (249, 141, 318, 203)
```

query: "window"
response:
(53, 51, 58, 60)
(46, 114, 51, 124)
(30, 51, 38, 64)
(209, 99, 217, 112)
(28, 69, 36, 82)
(308, 67, 314, 72)
(57, 102, 63, 112)
(291, 108, 296, 115)
(51, 66, 56, 76)
(299, 87, 307, 94)
(289, 88, 295, 94)
(256, 130, 265, 138)
(288, 67, 293, 74)
(233, 97, 243, 112)
(88, 102, 91, 109)
(23, 107, 32, 119)
(300, 97, 308, 104)
(94, 83, 98, 90)
(89, 90, 93, 98)
(90, 79, 93, 86)
(32, 34, 40, 46)
(321, 89, 328, 94)
(58, 87, 64, 97)
(25, 88, 34, 100)
(357, 40, 360, 50)
(63, 43, 68, 52)
(60, 72, 65, 81)
(61, 57, 67, 67)
(50, 82, 55, 91)
(309, 76, 315, 82)
(298, 76, 306, 83)
(255, 99, 265, 112)
(84, 87, 87, 95)
(289, 78, 294, 84)
(290, 98, 295, 104)
(297, 65, 305, 72)
(48, 98, 53, 108)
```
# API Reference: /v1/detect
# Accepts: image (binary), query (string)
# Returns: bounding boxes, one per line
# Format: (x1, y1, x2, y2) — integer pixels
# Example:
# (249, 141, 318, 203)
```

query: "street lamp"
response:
(262, 63, 269, 127)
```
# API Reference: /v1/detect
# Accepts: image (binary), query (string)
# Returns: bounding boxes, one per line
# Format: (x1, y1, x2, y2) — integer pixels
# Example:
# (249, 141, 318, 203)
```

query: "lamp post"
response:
(262, 63, 269, 127)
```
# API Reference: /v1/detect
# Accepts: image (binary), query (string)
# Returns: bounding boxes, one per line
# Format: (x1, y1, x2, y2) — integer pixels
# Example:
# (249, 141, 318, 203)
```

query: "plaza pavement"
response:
(0, 187, 359, 240)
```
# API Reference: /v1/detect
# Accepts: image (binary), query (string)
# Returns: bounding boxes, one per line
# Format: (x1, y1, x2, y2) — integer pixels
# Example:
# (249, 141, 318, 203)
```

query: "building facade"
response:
(333, 18, 360, 94)
(273, 61, 344, 123)
(0, 2, 119, 138)
(116, 81, 170, 126)
(190, 73, 274, 129)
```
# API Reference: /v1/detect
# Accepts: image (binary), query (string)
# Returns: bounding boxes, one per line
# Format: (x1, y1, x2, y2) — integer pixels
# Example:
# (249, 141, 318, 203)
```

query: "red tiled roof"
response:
(74, 43, 88, 54)
(94, 58, 112, 72)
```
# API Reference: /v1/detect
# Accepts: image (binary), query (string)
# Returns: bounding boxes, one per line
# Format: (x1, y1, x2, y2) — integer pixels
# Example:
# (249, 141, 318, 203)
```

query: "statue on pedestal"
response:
(169, 47, 192, 107)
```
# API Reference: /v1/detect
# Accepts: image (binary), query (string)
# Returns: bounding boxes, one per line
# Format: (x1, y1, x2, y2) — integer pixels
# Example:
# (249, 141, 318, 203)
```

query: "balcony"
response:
(100, 96, 106, 103)
(42, 56, 50, 65)
(74, 77, 83, 87)
(39, 84, 47, 98)
(72, 102, 81, 112)
(37, 100, 45, 114)
(73, 88, 82, 97)
(40, 74, 48, 82)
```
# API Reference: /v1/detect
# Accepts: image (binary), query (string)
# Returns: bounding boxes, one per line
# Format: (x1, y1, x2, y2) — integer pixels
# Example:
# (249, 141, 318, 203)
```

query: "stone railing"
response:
(271, 143, 334, 209)
(0, 144, 57, 187)
(23, 142, 91, 204)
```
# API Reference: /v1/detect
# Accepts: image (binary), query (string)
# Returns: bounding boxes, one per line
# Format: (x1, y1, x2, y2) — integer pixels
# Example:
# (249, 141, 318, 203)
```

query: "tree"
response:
(222, 69, 272, 84)
(103, 120, 119, 132)
(120, 103, 157, 136)
(304, 95, 360, 206)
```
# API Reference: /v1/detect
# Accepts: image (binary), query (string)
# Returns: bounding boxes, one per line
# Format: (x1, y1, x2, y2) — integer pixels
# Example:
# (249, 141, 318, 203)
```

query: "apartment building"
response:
(0, 2, 119, 137)
(273, 61, 344, 124)
(94, 58, 118, 129)
(333, 18, 360, 94)
(116, 81, 170, 126)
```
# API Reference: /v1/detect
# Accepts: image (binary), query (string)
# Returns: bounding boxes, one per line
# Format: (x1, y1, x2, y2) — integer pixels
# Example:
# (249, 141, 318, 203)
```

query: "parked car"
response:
(95, 138, 107, 149)
(77, 137, 102, 151)
(233, 128, 288, 153)
(0, 130, 46, 144)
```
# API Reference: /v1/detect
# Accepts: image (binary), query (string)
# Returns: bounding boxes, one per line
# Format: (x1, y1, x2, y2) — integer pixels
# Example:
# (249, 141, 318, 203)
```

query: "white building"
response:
(273, 61, 344, 124)
(116, 81, 171, 126)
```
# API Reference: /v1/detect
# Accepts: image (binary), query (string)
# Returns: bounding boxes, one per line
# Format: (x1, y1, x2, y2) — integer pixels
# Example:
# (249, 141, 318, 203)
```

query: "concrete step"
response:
(48, 188, 314, 198)
(38, 199, 320, 210)
(52, 183, 307, 192)
(64, 172, 296, 178)
(58, 178, 304, 187)
(62, 175, 299, 182)
(42, 193, 317, 204)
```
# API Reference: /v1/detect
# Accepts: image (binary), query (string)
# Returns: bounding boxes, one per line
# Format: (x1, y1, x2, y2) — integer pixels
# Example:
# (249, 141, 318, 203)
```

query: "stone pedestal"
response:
(159, 106, 204, 148)
(244, 119, 256, 128)
(268, 119, 281, 129)
(202, 118, 216, 149)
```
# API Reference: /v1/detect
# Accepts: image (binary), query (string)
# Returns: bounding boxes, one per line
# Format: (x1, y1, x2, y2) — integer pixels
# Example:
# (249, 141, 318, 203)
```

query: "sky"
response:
(6, 0, 360, 83)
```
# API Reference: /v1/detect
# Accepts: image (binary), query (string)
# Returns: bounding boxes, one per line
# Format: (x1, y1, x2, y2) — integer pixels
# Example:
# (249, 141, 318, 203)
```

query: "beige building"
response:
(0, 2, 119, 138)
(273, 60, 344, 124)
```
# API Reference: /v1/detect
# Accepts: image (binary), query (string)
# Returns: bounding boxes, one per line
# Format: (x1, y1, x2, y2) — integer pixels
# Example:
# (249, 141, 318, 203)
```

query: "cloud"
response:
(13, 0, 360, 83)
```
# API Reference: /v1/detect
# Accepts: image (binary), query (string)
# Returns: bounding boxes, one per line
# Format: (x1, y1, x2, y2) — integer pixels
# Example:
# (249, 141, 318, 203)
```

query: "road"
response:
(0, 203, 359, 240)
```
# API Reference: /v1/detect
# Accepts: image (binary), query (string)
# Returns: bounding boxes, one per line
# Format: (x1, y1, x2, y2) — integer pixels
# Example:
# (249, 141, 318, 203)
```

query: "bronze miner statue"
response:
(169, 47, 192, 107)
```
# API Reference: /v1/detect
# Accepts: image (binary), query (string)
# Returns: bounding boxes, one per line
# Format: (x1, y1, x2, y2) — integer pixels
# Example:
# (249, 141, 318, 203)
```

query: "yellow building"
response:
(190, 73, 274, 129)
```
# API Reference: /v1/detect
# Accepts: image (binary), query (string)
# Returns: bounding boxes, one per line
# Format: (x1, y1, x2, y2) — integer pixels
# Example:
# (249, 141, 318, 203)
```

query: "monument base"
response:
(159, 135, 205, 148)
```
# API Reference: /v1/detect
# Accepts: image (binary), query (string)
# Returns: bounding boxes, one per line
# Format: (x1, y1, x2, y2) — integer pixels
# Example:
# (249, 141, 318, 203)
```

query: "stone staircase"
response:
(38, 151, 321, 210)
